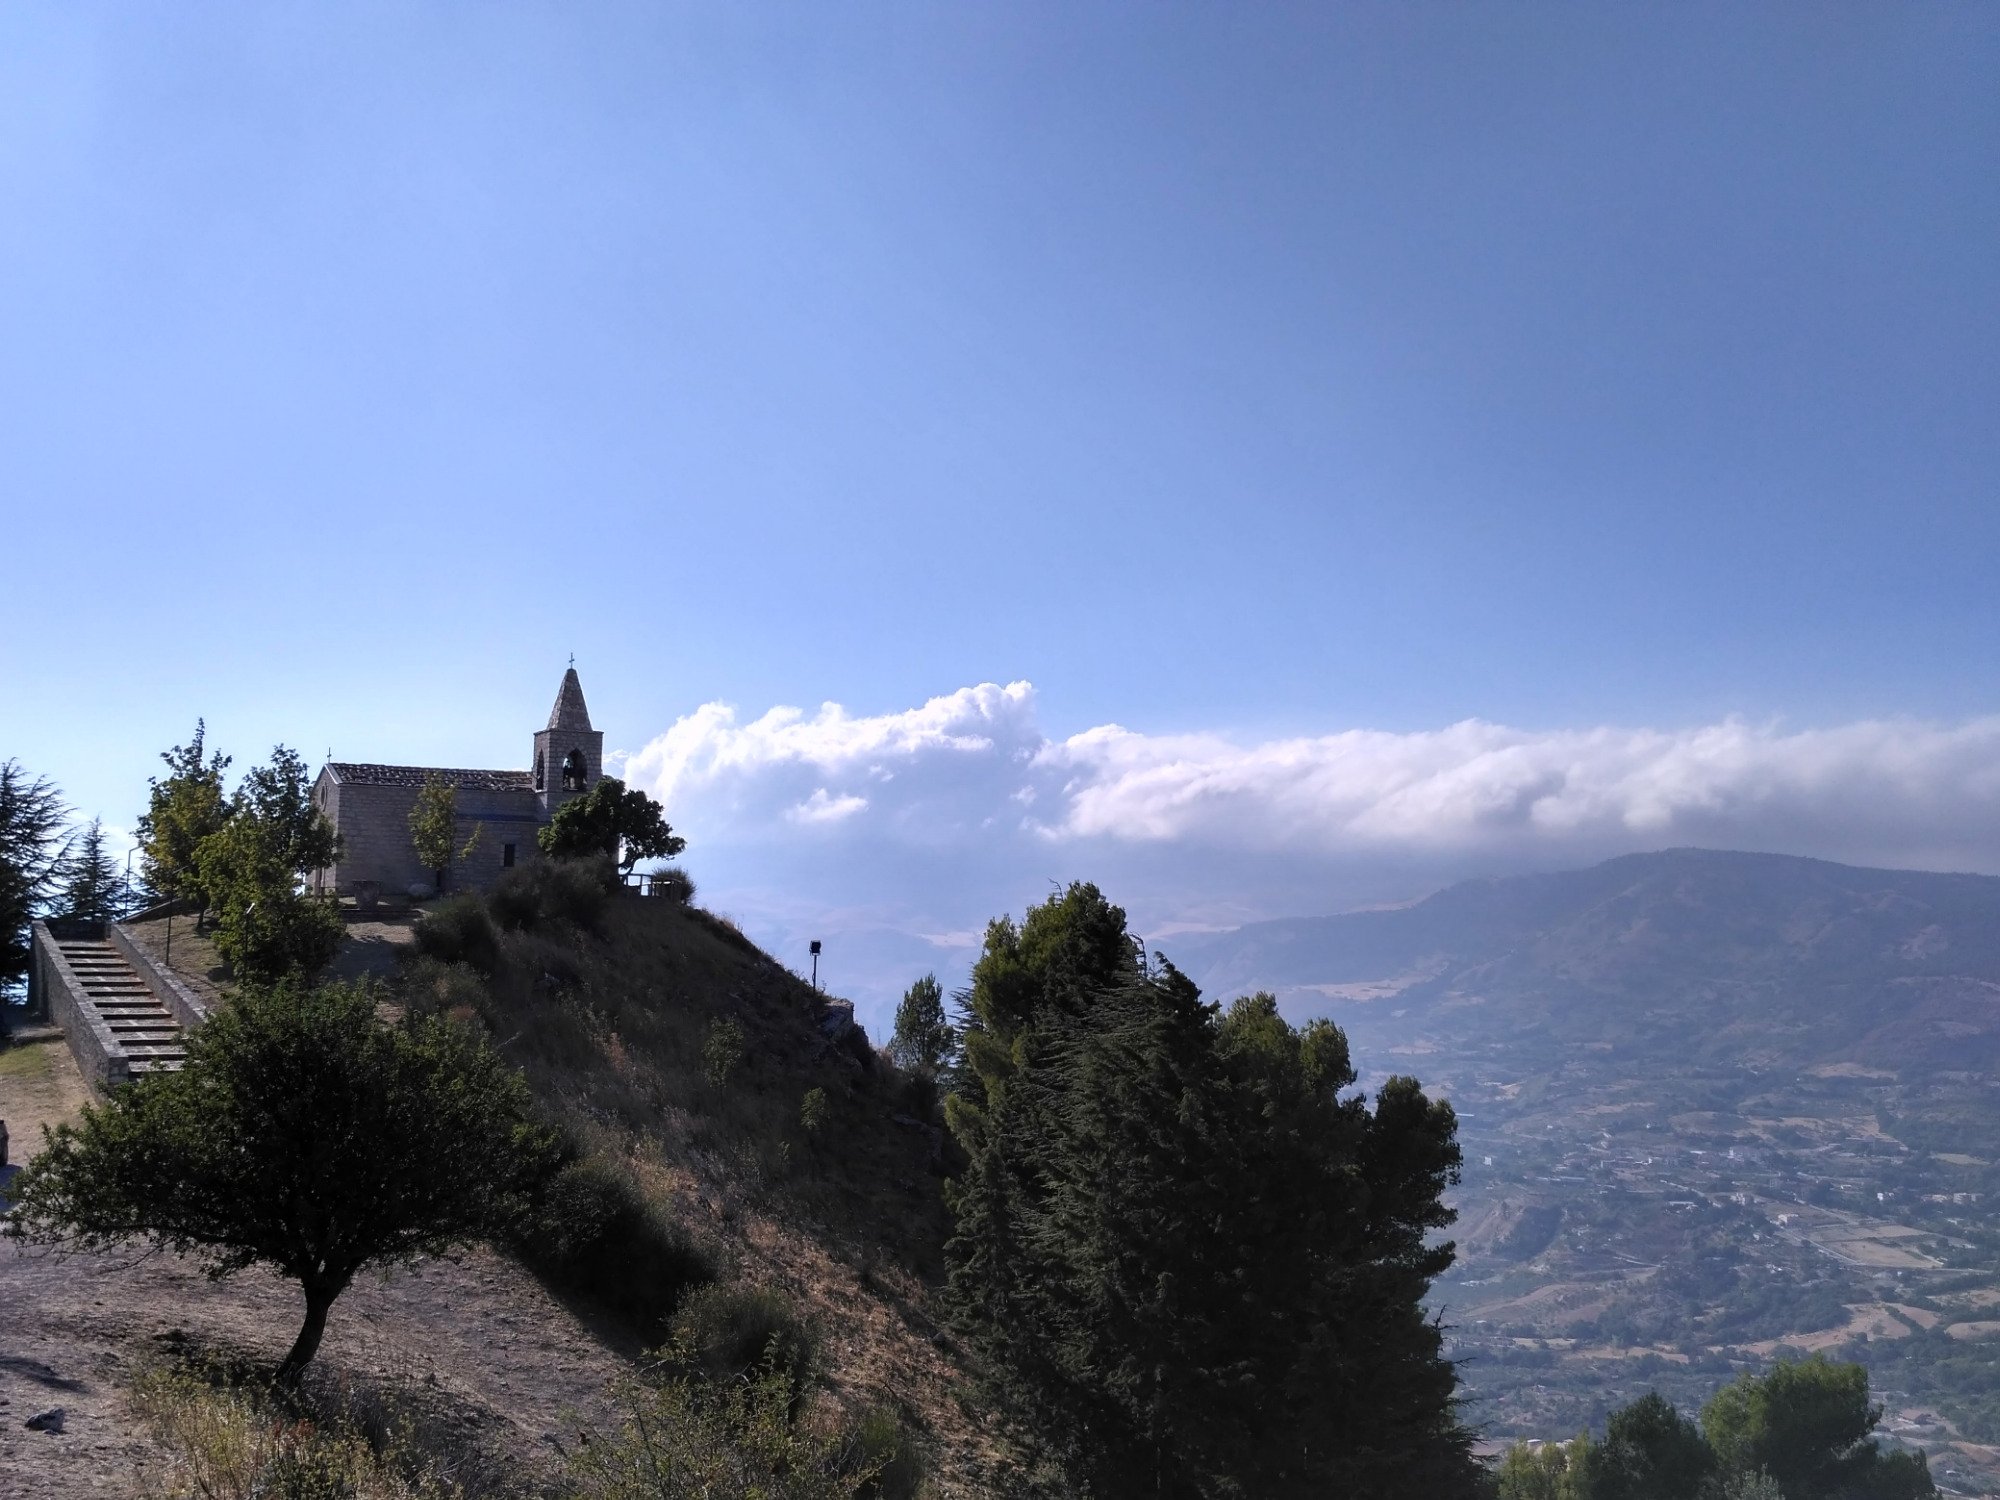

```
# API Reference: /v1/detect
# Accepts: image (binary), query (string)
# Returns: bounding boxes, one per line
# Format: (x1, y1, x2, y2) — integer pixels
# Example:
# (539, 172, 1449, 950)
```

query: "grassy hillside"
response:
(396, 869, 1007, 1495)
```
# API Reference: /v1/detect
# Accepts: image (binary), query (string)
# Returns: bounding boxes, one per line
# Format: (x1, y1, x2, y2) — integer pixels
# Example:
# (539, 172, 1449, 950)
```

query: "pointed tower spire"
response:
(535, 665, 605, 813)
(548, 667, 593, 732)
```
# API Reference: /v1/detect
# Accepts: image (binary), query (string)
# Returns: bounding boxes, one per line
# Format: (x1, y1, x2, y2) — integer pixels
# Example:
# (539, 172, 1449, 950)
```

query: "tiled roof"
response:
(548, 667, 594, 731)
(325, 763, 536, 792)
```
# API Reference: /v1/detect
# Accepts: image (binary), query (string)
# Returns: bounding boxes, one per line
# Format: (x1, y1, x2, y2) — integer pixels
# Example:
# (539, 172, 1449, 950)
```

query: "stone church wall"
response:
(325, 784, 546, 897)
(449, 788, 545, 893)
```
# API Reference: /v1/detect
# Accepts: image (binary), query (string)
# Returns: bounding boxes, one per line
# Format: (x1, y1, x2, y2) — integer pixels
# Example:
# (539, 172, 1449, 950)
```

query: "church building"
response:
(311, 667, 604, 899)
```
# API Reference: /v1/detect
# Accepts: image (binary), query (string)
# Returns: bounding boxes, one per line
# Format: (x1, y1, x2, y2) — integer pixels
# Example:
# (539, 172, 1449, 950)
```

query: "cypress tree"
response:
(54, 818, 130, 925)
(944, 883, 1482, 1499)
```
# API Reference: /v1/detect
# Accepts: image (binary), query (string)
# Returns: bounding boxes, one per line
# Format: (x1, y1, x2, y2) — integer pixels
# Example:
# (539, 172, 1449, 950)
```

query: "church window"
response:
(503, 843, 516, 868)
(533, 753, 544, 792)
(562, 749, 587, 791)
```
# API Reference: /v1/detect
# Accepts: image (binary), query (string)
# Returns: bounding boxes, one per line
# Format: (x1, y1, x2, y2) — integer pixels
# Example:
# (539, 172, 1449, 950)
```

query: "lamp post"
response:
(809, 939, 822, 993)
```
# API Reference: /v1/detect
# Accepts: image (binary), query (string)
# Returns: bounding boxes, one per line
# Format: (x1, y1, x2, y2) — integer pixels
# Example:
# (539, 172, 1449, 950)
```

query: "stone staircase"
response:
(51, 935, 186, 1075)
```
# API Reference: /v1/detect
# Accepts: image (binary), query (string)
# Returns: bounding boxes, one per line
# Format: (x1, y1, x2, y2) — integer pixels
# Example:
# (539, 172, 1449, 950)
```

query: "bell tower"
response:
(533, 665, 604, 816)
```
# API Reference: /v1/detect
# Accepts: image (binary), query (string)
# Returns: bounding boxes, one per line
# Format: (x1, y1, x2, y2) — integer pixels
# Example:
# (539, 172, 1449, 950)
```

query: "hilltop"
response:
(2, 880, 1010, 1498)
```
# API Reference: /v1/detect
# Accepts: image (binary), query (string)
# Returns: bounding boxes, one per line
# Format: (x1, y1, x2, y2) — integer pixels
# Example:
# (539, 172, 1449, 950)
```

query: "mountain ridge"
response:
(1162, 847, 2000, 1075)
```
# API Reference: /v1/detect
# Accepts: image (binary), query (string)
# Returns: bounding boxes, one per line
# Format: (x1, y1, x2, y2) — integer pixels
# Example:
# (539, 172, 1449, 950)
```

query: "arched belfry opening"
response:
(562, 748, 587, 792)
(533, 752, 545, 792)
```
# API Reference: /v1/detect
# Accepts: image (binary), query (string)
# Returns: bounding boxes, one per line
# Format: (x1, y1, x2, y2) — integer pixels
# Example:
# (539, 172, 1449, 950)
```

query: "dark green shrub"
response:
(566, 1360, 876, 1499)
(257, 1445, 358, 1500)
(651, 866, 695, 904)
(896, 1068, 940, 1122)
(211, 890, 346, 987)
(703, 1017, 746, 1088)
(488, 857, 610, 934)
(411, 895, 500, 976)
(836, 1021, 876, 1073)
(511, 1157, 715, 1339)
(508, 929, 583, 993)
(670, 1284, 818, 1410)
(801, 1087, 830, 1138)
(487, 866, 540, 931)
(399, 955, 491, 1023)
(839, 1406, 926, 1500)
(532, 857, 612, 931)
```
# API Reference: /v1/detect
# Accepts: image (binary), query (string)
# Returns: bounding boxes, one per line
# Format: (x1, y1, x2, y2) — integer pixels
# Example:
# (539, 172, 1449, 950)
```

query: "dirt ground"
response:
(0, 1031, 625, 1500)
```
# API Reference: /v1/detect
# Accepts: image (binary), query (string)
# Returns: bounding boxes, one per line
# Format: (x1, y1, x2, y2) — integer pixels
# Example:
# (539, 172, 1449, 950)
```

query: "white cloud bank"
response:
(618, 681, 2000, 867)
(610, 682, 2000, 1038)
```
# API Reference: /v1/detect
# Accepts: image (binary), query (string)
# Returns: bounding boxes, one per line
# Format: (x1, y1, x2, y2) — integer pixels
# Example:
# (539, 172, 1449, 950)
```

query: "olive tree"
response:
(6, 979, 549, 1385)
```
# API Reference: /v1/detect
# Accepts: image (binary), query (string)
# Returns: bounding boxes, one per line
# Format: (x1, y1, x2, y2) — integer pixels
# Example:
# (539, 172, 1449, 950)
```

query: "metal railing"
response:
(621, 870, 683, 898)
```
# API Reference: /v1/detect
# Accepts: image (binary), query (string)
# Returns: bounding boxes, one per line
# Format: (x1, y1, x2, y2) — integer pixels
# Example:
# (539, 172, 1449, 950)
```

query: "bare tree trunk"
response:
(275, 1286, 334, 1388)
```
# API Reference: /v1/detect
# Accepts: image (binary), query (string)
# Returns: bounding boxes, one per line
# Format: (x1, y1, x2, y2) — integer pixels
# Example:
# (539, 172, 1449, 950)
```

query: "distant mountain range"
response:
(1162, 849, 2000, 1075)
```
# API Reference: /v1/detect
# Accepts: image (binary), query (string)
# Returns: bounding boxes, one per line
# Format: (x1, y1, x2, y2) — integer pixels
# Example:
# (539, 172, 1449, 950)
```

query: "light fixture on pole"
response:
(809, 939, 822, 992)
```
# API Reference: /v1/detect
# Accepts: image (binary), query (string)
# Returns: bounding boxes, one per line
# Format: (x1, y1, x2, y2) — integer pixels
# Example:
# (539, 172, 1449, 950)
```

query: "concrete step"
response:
(53, 937, 187, 1084)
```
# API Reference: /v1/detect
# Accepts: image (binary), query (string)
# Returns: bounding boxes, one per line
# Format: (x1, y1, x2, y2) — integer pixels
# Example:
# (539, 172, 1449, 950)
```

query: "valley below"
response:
(1431, 1039, 2000, 1497)
(1170, 848, 2000, 1497)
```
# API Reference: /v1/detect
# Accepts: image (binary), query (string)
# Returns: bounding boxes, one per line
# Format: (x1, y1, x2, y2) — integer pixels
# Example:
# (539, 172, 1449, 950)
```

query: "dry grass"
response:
(0, 1038, 53, 1079)
(122, 914, 230, 1008)
(398, 891, 997, 1495)
(128, 1365, 466, 1500)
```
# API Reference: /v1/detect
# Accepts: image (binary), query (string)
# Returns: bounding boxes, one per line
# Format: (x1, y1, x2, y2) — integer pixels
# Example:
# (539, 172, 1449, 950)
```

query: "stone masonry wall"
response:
(328, 783, 546, 897)
(30, 922, 129, 1091)
(107, 922, 211, 1031)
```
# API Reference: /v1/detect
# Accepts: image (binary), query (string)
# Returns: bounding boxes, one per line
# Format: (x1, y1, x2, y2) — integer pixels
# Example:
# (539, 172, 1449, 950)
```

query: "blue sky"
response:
(3, 5, 1997, 1033)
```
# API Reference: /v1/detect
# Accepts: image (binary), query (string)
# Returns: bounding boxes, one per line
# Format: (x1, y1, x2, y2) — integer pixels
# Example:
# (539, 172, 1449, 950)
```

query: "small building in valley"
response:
(311, 667, 604, 899)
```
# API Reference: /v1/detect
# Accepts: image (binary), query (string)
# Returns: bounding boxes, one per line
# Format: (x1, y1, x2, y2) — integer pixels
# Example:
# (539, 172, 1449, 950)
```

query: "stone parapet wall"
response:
(29, 922, 130, 1092)
(108, 922, 211, 1032)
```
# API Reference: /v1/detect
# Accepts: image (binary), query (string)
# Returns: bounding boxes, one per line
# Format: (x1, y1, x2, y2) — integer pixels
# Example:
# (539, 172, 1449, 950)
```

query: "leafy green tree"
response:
(234, 745, 340, 876)
(0, 760, 68, 999)
(199, 832, 345, 985)
(408, 773, 481, 893)
(1701, 1356, 1935, 1499)
(943, 883, 1480, 1499)
(1593, 1392, 1715, 1500)
(196, 746, 344, 984)
(539, 776, 685, 874)
(5, 978, 547, 1386)
(135, 721, 231, 915)
(889, 972, 954, 1076)
(52, 817, 134, 925)
(1495, 1434, 1595, 1500)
